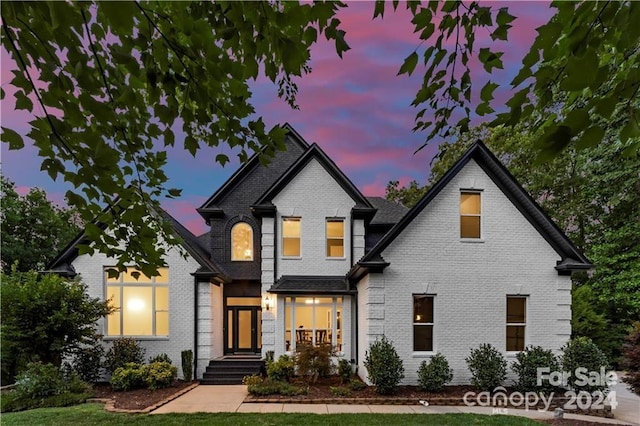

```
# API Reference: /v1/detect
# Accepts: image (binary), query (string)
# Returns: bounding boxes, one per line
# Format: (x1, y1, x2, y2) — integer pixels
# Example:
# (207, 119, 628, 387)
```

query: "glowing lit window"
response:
(460, 192, 481, 238)
(326, 219, 344, 258)
(284, 296, 343, 352)
(413, 295, 434, 351)
(507, 296, 526, 351)
(282, 217, 301, 257)
(231, 222, 253, 261)
(105, 267, 169, 337)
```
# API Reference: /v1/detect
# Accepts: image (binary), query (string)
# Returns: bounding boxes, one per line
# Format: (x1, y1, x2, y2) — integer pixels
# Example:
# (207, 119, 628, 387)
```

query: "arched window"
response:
(231, 222, 253, 261)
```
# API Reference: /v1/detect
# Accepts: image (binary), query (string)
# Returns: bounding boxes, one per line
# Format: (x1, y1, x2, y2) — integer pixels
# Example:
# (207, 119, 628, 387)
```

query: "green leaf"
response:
(1, 127, 24, 150)
(184, 136, 199, 157)
(167, 188, 182, 198)
(496, 8, 516, 26)
(14, 90, 33, 112)
(478, 48, 504, 73)
(576, 126, 605, 150)
(216, 154, 229, 166)
(480, 81, 498, 103)
(398, 51, 419, 76)
(373, 1, 385, 18)
(560, 51, 598, 91)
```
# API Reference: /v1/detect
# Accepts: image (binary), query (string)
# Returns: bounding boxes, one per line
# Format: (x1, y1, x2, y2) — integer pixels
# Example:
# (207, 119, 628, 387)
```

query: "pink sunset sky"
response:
(0, 2, 553, 235)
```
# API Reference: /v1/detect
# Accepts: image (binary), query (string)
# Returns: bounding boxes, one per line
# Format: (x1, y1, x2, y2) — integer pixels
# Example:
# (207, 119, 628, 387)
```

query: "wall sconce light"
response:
(264, 296, 271, 311)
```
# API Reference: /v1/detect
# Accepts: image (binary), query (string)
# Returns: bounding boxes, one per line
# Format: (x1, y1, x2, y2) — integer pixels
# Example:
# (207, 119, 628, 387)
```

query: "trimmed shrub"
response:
(363, 336, 405, 395)
(110, 363, 145, 391)
(143, 361, 177, 390)
(242, 374, 263, 387)
(622, 322, 640, 395)
(181, 350, 193, 382)
(417, 353, 453, 392)
(245, 378, 306, 396)
(338, 359, 352, 384)
(295, 342, 334, 383)
(149, 353, 172, 365)
(66, 342, 105, 383)
(511, 345, 560, 394)
(561, 337, 609, 393)
(466, 343, 507, 391)
(267, 355, 295, 382)
(265, 350, 275, 364)
(349, 378, 366, 391)
(14, 362, 64, 399)
(104, 338, 145, 374)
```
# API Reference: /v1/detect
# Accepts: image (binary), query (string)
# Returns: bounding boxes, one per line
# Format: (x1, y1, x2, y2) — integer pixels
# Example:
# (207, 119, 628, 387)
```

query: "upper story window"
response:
(460, 191, 481, 238)
(282, 217, 301, 257)
(413, 295, 434, 352)
(105, 267, 169, 337)
(506, 296, 527, 351)
(326, 218, 345, 258)
(231, 222, 253, 261)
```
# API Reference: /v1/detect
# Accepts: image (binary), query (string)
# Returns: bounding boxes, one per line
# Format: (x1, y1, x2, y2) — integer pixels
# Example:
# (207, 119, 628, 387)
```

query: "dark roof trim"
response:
(268, 275, 356, 295)
(352, 207, 377, 220)
(253, 143, 373, 212)
(198, 123, 310, 217)
(347, 257, 390, 283)
(250, 203, 276, 217)
(158, 209, 229, 280)
(355, 140, 591, 274)
(47, 204, 229, 281)
(195, 207, 224, 222)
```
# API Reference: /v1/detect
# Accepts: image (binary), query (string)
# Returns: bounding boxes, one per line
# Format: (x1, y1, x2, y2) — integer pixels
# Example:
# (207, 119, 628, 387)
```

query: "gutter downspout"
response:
(193, 275, 198, 381)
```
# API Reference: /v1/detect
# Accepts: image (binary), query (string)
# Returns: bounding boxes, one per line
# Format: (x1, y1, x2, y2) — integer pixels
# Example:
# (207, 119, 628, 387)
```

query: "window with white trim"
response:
(105, 267, 169, 337)
(413, 295, 434, 351)
(506, 296, 526, 351)
(460, 191, 481, 238)
(282, 217, 301, 257)
(284, 296, 342, 352)
(326, 218, 344, 258)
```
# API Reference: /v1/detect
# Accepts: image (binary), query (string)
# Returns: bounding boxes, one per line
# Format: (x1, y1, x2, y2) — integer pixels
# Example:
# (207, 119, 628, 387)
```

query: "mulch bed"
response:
(90, 380, 194, 411)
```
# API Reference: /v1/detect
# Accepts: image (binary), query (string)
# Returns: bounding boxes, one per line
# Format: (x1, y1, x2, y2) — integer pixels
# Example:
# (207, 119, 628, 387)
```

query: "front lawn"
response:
(0, 403, 543, 426)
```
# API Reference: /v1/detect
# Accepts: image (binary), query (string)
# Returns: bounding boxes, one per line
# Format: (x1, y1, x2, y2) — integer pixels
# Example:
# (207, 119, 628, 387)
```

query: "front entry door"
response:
(226, 306, 261, 354)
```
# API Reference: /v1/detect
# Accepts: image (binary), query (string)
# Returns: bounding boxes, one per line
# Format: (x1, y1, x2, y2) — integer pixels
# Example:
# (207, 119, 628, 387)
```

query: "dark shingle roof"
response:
(269, 275, 355, 294)
(47, 205, 228, 282)
(366, 196, 409, 225)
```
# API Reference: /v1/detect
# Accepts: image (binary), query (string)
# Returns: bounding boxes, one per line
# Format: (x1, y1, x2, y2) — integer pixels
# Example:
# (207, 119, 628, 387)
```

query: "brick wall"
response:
(357, 159, 571, 385)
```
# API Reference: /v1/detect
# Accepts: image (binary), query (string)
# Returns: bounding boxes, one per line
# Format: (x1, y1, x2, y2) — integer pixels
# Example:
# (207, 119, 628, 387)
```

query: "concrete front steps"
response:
(201, 356, 265, 385)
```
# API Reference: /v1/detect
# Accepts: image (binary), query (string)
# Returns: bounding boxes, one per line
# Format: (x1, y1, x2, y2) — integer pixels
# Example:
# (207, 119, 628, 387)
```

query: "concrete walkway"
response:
(152, 382, 639, 425)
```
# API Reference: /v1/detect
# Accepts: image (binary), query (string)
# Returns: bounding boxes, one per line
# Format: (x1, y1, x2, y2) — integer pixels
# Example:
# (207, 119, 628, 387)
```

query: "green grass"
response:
(0, 403, 543, 426)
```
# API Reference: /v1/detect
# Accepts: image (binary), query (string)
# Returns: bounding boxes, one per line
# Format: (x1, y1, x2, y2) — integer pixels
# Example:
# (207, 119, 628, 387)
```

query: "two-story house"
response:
(48, 124, 591, 384)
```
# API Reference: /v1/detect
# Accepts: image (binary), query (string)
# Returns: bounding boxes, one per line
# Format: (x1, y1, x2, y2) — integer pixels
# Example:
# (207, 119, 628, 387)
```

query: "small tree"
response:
(363, 336, 404, 395)
(295, 342, 334, 384)
(466, 343, 507, 391)
(0, 269, 112, 383)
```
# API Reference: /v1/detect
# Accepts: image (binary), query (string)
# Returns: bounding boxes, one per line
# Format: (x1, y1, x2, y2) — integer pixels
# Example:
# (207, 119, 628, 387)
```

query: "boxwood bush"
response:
(465, 343, 507, 391)
(417, 353, 453, 392)
(363, 336, 404, 395)
(511, 345, 559, 394)
(561, 337, 609, 393)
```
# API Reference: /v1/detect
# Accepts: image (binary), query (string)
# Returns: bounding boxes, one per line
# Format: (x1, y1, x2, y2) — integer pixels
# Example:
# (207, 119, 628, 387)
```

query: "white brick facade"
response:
(72, 245, 205, 380)
(356, 159, 571, 385)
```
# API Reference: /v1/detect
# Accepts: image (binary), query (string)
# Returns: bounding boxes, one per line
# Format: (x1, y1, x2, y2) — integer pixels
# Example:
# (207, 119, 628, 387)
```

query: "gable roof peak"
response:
(350, 139, 591, 278)
(252, 140, 373, 212)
